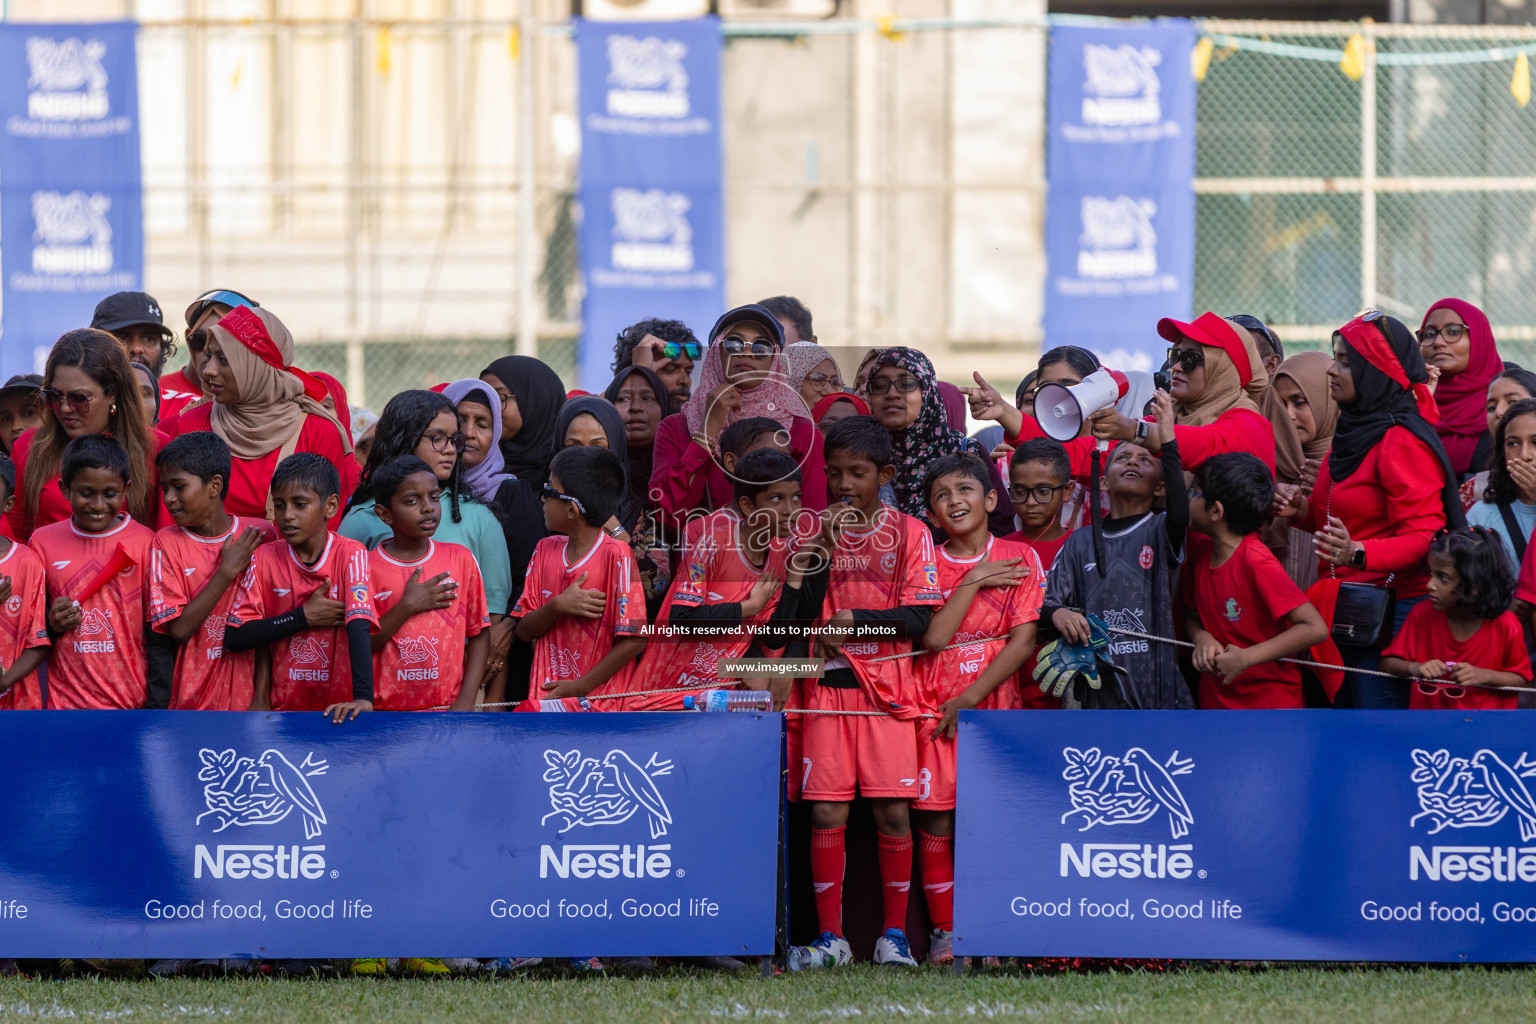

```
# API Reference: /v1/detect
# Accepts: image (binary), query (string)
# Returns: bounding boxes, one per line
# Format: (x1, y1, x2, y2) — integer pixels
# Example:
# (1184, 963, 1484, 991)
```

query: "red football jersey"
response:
(32, 515, 156, 709)
(149, 517, 276, 710)
(0, 540, 52, 710)
(1182, 533, 1311, 710)
(157, 368, 203, 422)
(226, 533, 378, 711)
(1384, 604, 1532, 711)
(918, 536, 1045, 711)
(1004, 529, 1073, 710)
(369, 540, 491, 711)
(615, 510, 791, 711)
(814, 505, 944, 715)
(512, 533, 646, 692)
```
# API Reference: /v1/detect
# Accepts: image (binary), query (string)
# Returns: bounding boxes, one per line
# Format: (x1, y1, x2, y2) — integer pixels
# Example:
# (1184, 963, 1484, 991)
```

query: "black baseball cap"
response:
(0, 374, 42, 401)
(91, 291, 171, 337)
(708, 304, 785, 350)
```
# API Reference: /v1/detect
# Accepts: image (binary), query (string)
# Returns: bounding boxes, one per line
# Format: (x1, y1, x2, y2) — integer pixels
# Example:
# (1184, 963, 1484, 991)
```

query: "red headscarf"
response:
(1420, 297, 1501, 475)
(312, 371, 352, 443)
(811, 392, 870, 421)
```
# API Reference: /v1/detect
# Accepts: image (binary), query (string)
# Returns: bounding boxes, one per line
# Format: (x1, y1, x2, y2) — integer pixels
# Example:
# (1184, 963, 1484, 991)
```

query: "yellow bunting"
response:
(1340, 34, 1366, 81)
(375, 25, 392, 76)
(1514, 53, 1531, 108)
(230, 58, 243, 90)
(1191, 36, 1214, 82)
(507, 26, 521, 62)
(875, 15, 906, 42)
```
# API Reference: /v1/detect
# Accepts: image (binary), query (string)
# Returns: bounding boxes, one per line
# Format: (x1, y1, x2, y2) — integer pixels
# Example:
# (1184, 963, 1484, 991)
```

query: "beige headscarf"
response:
(207, 306, 352, 460)
(1173, 323, 1268, 428)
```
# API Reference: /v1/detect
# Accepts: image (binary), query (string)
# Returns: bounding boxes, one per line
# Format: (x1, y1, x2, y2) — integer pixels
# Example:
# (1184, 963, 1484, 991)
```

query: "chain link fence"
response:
(1194, 21, 1536, 361)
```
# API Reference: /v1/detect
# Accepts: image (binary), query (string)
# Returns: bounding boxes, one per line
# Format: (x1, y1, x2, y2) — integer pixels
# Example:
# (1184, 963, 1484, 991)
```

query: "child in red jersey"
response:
(616, 448, 804, 712)
(513, 445, 646, 701)
(1386, 526, 1531, 709)
(33, 436, 158, 708)
(912, 453, 1043, 966)
(1003, 438, 1075, 710)
(368, 455, 490, 711)
(1183, 453, 1326, 709)
(149, 432, 271, 710)
(0, 455, 50, 709)
(225, 453, 376, 722)
(788, 416, 944, 972)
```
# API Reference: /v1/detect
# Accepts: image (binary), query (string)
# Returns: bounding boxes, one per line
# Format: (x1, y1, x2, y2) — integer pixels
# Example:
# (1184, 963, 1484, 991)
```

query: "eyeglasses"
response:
(540, 482, 587, 514)
(1188, 486, 1203, 500)
(659, 341, 702, 361)
(804, 372, 845, 389)
(719, 336, 777, 358)
(39, 387, 105, 412)
(1165, 348, 1204, 374)
(868, 375, 922, 396)
(1007, 483, 1068, 505)
(1417, 323, 1469, 346)
(419, 431, 467, 453)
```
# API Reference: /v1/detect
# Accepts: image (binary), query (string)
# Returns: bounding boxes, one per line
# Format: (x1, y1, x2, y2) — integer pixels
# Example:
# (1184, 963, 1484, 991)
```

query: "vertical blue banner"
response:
(0, 22, 143, 380)
(576, 18, 724, 392)
(1043, 21, 1196, 372)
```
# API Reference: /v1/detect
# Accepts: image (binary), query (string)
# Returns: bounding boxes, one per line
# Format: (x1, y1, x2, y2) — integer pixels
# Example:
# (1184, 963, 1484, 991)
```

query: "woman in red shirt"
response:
(1276, 311, 1464, 709)
(1089, 311, 1276, 474)
(9, 329, 168, 540)
(161, 306, 355, 527)
(650, 304, 826, 536)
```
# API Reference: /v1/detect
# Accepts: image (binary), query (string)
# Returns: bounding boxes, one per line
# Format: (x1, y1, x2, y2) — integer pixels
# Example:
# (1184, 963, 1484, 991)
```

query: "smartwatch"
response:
(1134, 419, 1150, 444)
(1348, 544, 1366, 569)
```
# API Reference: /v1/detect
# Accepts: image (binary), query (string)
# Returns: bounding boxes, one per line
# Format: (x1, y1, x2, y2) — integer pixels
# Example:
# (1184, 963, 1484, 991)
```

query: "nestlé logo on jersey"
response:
(538, 748, 676, 881)
(192, 747, 331, 881)
(1408, 747, 1536, 883)
(1058, 746, 1199, 881)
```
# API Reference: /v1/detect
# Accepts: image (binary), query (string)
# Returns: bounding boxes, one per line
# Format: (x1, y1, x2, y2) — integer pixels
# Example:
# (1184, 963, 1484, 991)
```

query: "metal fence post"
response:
(516, 0, 538, 358)
(1360, 19, 1377, 313)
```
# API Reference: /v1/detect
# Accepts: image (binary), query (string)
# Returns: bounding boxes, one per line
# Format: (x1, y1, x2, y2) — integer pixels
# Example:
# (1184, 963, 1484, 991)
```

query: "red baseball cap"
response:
(1156, 311, 1253, 386)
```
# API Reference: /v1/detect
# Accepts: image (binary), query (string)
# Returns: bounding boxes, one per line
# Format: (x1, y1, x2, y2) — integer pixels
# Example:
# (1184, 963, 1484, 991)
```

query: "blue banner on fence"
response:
(1043, 20, 1195, 372)
(0, 712, 779, 959)
(576, 17, 724, 392)
(955, 710, 1536, 962)
(0, 22, 143, 381)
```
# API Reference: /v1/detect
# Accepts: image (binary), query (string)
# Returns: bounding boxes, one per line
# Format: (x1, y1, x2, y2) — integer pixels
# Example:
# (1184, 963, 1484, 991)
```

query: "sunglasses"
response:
(1007, 483, 1068, 505)
(185, 289, 257, 346)
(1165, 348, 1205, 374)
(719, 336, 777, 358)
(659, 341, 702, 361)
(868, 375, 922, 396)
(39, 387, 106, 412)
(540, 482, 587, 514)
(1415, 680, 1465, 699)
(419, 430, 467, 454)
(1416, 323, 1469, 345)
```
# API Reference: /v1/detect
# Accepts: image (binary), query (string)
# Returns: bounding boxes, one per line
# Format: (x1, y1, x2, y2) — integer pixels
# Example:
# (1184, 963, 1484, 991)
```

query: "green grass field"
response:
(3, 965, 1536, 1022)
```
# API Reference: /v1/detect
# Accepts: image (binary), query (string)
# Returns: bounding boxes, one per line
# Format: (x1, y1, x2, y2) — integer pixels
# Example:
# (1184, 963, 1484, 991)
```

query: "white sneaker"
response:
(873, 928, 919, 967)
(787, 931, 853, 970)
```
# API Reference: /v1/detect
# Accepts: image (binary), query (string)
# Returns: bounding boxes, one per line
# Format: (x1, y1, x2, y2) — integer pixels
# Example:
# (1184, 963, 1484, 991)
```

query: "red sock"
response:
(876, 831, 914, 933)
(916, 830, 954, 931)
(809, 826, 846, 937)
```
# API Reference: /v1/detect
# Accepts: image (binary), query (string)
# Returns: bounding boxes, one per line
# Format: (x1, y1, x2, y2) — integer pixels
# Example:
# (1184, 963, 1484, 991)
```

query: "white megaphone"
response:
(1033, 368, 1130, 442)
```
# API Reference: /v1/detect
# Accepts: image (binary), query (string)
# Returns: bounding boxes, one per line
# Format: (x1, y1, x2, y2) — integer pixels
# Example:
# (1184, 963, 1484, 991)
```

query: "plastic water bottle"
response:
(682, 689, 773, 712)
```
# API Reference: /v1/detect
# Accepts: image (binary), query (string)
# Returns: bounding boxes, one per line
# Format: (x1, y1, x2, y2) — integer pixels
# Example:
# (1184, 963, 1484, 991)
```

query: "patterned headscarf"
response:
(873, 347, 983, 517)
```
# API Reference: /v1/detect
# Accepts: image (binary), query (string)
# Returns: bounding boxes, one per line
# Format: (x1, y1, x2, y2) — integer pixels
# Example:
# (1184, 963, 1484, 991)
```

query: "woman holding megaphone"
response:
(1085, 312, 1276, 474)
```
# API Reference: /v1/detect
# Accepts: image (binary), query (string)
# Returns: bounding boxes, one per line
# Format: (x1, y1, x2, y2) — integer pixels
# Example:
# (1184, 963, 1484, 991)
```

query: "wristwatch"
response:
(1133, 419, 1150, 444)
(1349, 543, 1366, 569)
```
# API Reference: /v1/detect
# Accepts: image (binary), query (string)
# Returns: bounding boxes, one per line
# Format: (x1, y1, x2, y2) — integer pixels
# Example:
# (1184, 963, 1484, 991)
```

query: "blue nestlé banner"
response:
(956, 711, 1536, 962)
(0, 712, 778, 958)
(576, 18, 724, 392)
(1043, 20, 1195, 372)
(0, 22, 144, 381)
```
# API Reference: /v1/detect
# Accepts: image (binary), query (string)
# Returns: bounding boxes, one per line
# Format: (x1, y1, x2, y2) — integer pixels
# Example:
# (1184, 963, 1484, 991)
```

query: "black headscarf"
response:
(482, 355, 565, 489)
(552, 395, 638, 531)
(604, 365, 672, 521)
(602, 365, 675, 424)
(1330, 314, 1466, 529)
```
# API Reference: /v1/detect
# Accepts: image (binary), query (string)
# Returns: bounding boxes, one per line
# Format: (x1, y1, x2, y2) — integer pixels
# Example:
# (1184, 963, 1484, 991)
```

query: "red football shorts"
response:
(914, 731, 956, 811)
(799, 684, 919, 801)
